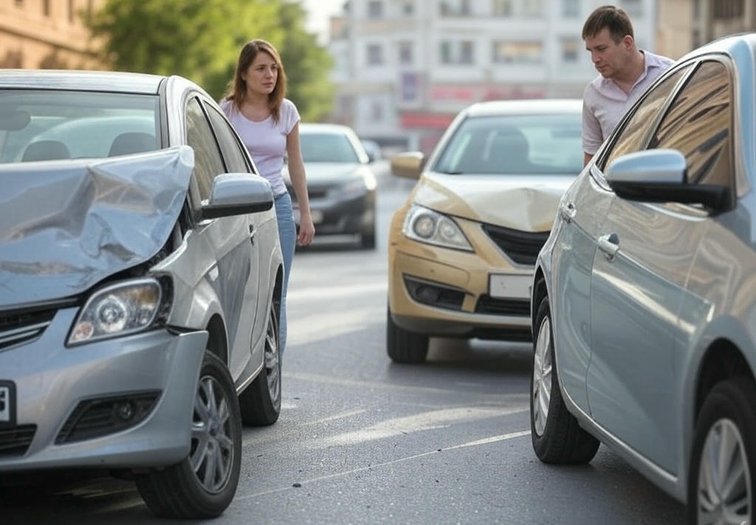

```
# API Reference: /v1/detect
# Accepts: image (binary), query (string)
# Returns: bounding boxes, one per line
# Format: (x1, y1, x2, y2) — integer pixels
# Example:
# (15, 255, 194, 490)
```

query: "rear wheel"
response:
(688, 377, 754, 525)
(239, 295, 282, 426)
(386, 307, 429, 363)
(136, 351, 241, 519)
(360, 230, 376, 250)
(530, 295, 599, 464)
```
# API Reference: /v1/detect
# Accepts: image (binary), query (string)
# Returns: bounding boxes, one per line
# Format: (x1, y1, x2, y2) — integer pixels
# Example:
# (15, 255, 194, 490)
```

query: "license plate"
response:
(0, 381, 15, 426)
(489, 274, 531, 300)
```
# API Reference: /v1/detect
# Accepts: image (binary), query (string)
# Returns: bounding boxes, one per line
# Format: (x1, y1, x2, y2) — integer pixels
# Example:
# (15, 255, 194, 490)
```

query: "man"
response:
(581, 5, 674, 165)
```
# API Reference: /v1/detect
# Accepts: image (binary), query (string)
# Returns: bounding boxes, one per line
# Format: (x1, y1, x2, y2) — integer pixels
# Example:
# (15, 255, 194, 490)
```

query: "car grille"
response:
(475, 295, 530, 316)
(481, 224, 549, 265)
(0, 425, 36, 457)
(0, 309, 56, 352)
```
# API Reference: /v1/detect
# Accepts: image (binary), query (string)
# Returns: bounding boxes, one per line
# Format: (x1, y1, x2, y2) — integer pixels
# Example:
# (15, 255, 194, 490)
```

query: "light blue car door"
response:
(586, 60, 732, 474)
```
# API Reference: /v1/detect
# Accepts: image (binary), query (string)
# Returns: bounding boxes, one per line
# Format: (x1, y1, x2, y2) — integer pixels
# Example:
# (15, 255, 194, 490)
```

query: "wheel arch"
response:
(205, 314, 229, 365)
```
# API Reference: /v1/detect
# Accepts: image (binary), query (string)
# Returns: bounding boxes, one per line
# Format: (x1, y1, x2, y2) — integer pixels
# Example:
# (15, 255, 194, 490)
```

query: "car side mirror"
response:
(390, 151, 425, 180)
(606, 149, 730, 213)
(201, 173, 273, 220)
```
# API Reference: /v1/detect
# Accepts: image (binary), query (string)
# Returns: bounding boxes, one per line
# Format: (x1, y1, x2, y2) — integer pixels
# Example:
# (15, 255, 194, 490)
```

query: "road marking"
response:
(236, 430, 531, 501)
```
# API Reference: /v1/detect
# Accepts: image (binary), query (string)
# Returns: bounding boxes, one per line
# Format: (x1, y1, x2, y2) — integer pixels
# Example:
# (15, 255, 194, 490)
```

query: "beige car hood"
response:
(413, 172, 575, 231)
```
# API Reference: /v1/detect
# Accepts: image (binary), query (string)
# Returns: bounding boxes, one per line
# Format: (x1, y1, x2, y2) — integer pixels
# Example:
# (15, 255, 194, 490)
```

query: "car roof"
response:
(0, 69, 164, 94)
(462, 99, 583, 117)
(299, 123, 356, 135)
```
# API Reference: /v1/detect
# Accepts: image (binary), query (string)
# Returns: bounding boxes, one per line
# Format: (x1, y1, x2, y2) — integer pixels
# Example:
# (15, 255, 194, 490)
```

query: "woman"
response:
(221, 39, 315, 359)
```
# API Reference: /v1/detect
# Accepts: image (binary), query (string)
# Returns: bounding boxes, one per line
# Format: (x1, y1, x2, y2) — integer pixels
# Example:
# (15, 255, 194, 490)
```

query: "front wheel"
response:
(530, 295, 599, 464)
(386, 307, 429, 363)
(136, 351, 242, 519)
(688, 377, 754, 525)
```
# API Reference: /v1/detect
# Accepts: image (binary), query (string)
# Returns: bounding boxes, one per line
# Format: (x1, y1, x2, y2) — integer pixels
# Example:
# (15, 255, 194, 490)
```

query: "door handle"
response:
(598, 233, 619, 261)
(559, 202, 576, 223)
(249, 224, 256, 246)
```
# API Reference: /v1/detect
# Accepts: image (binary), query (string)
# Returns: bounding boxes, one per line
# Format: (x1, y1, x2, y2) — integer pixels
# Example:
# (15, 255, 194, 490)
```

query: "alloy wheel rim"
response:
(697, 418, 752, 525)
(532, 316, 553, 437)
(190, 375, 234, 493)
(265, 304, 281, 405)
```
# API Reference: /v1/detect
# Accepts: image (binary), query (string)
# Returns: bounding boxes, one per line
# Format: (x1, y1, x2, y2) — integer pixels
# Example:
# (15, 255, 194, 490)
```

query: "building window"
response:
(68, 0, 75, 23)
(367, 44, 384, 65)
(560, 38, 580, 63)
(440, 0, 472, 17)
(492, 41, 543, 64)
(367, 0, 383, 18)
(492, 0, 514, 16)
(562, 0, 580, 17)
(440, 40, 475, 65)
(522, 0, 542, 17)
(43, 0, 51, 16)
(14, 0, 23, 7)
(713, 0, 744, 18)
(371, 100, 384, 122)
(621, 0, 642, 17)
(398, 41, 414, 65)
(401, 0, 414, 15)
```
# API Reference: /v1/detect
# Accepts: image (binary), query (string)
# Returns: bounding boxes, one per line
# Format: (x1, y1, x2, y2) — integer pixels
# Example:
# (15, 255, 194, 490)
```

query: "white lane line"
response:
(235, 430, 531, 501)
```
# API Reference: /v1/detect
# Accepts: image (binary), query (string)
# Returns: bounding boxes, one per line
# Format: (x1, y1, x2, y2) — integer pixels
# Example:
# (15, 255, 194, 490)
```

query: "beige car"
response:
(387, 99, 582, 363)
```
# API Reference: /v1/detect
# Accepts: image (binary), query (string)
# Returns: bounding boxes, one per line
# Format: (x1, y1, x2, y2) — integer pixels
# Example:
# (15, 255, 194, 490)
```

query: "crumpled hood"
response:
(414, 172, 575, 231)
(0, 146, 194, 309)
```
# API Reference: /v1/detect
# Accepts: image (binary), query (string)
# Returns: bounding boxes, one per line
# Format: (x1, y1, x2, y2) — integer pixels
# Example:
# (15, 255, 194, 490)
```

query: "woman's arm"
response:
(286, 122, 315, 246)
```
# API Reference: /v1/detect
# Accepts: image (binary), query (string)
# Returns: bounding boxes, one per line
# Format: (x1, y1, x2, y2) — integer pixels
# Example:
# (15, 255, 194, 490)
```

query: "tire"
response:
(687, 377, 754, 525)
(360, 230, 376, 250)
(386, 307, 429, 363)
(530, 295, 599, 464)
(136, 351, 242, 519)
(239, 295, 282, 426)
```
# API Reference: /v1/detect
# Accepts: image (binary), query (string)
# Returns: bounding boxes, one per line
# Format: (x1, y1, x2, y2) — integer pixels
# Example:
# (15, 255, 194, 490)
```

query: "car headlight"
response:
(67, 278, 170, 346)
(402, 205, 473, 251)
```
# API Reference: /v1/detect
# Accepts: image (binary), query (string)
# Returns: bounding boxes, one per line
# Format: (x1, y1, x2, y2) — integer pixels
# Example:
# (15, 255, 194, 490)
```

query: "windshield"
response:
(300, 132, 361, 163)
(432, 113, 583, 175)
(0, 90, 160, 163)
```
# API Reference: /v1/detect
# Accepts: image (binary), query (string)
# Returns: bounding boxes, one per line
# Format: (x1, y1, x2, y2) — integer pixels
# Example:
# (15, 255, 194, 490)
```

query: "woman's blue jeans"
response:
(274, 192, 296, 358)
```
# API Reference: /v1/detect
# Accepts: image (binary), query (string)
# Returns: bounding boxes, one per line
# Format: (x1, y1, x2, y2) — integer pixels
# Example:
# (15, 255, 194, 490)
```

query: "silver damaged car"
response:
(0, 70, 284, 519)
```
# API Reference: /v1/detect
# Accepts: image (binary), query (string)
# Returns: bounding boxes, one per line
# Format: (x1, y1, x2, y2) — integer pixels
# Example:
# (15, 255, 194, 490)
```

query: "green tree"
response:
(86, 0, 333, 119)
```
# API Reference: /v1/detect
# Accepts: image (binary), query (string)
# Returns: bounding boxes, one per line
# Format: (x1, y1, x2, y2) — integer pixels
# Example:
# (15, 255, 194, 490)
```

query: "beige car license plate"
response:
(489, 274, 531, 299)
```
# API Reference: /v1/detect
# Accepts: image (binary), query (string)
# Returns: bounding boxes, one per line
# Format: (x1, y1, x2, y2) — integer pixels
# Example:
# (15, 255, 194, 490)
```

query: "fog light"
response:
(115, 401, 135, 421)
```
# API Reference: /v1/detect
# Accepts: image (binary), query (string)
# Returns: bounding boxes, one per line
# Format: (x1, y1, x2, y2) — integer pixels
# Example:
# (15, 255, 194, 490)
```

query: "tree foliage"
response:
(86, 0, 333, 121)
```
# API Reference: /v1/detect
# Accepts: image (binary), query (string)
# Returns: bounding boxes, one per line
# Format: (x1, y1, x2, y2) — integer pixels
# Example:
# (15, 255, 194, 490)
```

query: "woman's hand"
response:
(297, 213, 315, 246)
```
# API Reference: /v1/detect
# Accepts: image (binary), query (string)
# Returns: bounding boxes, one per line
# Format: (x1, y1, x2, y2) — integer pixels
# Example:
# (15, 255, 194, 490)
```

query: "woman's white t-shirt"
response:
(220, 98, 300, 196)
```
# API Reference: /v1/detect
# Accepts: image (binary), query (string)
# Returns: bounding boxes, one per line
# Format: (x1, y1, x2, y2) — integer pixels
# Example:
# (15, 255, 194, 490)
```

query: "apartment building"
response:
(327, 0, 658, 152)
(0, 0, 104, 70)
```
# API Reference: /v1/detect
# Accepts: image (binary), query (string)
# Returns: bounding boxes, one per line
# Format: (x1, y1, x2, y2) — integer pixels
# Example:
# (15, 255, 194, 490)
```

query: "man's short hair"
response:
(582, 5, 634, 43)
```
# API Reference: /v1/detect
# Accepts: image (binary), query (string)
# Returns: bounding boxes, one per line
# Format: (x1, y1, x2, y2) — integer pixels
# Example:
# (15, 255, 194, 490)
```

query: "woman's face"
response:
(242, 51, 278, 96)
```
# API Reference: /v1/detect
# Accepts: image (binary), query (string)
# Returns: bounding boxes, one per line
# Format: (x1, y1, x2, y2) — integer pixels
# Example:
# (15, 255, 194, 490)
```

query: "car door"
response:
(184, 96, 260, 382)
(586, 59, 734, 474)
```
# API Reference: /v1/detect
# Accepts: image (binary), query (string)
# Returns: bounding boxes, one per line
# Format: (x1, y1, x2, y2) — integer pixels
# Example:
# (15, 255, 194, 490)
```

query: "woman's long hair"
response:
(224, 39, 287, 123)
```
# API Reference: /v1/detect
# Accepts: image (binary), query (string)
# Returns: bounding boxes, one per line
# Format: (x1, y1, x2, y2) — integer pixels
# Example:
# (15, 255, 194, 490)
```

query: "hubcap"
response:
(190, 375, 234, 494)
(532, 315, 553, 437)
(697, 418, 752, 525)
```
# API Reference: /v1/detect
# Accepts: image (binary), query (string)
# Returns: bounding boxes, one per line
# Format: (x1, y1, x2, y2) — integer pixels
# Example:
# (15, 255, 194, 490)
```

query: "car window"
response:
(203, 101, 252, 174)
(0, 91, 159, 162)
(186, 97, 226, 204)
(432, 113, 582, 175)
(649, 61, 732, 187)
(300, 132, 360, 163)
(599, 65, 692, 171)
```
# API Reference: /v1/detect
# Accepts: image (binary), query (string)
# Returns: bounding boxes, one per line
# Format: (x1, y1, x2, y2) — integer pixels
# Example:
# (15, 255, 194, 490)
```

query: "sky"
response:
(300, 0, 346, 44)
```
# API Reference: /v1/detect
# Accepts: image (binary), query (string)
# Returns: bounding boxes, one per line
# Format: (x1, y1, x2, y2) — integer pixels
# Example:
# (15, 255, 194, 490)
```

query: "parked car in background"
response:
(530, 34, 755, 524)
(360, 138, 382, 163)
(286, 123, 377, 249)
(387, 99, 583, 363)
(0, 70, 284, 519)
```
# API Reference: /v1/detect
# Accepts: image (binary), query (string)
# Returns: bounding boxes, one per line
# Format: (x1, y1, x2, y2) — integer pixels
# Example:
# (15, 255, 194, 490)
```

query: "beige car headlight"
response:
(67, 278, 169, 346)
(403, 205, 473, 252)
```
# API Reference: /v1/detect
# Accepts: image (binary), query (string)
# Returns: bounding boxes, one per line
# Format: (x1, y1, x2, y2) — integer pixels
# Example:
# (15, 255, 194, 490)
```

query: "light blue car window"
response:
(186, 97, 226, 204)
(0, 91, 159, 163)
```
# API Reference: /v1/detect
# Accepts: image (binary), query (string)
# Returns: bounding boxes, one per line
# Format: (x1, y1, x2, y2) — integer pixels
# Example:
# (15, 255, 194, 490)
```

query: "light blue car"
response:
(530, 34, 755, 524)
(0, 70, 284, 519)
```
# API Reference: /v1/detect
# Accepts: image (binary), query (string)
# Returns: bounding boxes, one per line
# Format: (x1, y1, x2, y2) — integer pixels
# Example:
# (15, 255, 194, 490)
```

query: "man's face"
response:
(584, 28, 631, 80)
